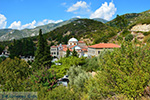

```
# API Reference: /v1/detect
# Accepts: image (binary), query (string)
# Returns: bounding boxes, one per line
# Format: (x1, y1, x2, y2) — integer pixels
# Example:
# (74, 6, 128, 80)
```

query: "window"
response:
(98, 51, 100, 54)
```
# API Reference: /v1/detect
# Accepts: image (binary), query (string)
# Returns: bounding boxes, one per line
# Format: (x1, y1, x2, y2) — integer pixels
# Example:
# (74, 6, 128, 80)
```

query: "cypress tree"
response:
(66, 48, 70, 57)
(72, 48, 78, 57)
(33, 29, 52, 69)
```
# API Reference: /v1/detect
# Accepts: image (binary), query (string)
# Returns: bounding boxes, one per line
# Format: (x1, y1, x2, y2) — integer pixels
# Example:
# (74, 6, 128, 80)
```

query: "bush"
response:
(67, 66, 91, 91)
(49, 56, 85, 78)
(121, 29, 130, 37)
(0, 57, 31, 91)
(125, 34, 133, 41)
(44, 85, 80, 100)
(116, 36, 123, 41)
(27, 69, 57, 92)
(85, 42, 150, 99)
(82, 57, 99, 72)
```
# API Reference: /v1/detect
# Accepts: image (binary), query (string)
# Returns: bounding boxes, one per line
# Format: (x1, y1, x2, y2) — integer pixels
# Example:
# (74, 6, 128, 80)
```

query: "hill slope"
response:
(107, 9, 150, 28)
(44, 19, 118, 45)
(0, 18, 108, 41)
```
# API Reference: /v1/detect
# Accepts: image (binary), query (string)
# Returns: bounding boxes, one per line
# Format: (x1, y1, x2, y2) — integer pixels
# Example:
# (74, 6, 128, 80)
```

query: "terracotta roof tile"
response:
(70, 45, 76, 49)
(78, 41, 85, 43)
(82, 48, 88, 51)
(88, 43, 120, 49)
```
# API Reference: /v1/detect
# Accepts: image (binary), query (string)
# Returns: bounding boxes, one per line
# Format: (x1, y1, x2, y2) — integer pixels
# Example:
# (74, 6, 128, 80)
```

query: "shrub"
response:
(28, 69, 57, 92)
(82, 57, 99, 72)
(125, 34, 133, 41)
(116, 36, 123, 41)
(121, 29, 130, 37)
(49, 56, 85, 78)
(85, 42, 150, 99)
(44, 85, 80, 100)
(67, 66, 91, 91)
(0, 57, 31, 91)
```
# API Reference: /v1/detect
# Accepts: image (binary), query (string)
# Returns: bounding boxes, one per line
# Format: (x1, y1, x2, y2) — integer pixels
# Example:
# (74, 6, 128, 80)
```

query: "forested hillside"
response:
(44, 19, 118, 45)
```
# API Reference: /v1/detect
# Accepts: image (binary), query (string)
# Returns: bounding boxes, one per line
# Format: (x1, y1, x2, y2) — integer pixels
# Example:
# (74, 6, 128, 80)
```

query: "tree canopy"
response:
(0, 57, 31, 91)
(33, 29, 52, 70)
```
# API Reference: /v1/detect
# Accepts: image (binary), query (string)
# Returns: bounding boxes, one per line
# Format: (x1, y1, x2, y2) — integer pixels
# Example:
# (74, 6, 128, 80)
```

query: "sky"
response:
(0, 0, 150, 30)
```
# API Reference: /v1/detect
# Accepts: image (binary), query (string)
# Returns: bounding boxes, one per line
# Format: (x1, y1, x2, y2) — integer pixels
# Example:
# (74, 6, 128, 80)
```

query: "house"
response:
(88, 43, 120, 57)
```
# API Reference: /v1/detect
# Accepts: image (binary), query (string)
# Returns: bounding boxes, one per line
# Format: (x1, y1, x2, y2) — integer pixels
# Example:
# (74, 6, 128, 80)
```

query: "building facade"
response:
(88, 43, 120, 57)
(50, 38, 88, 58)
(50, 38, 120, 58)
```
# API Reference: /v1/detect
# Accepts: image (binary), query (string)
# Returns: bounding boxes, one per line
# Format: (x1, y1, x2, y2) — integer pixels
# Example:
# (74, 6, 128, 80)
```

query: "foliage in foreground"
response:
(67, 66, 91, 91)
(50, 56, 85, 78)
(85, 42, 150, 99)
(43, 85, 80, 100)
(29, 69, 57, 92)
(0, 57, 31, 91)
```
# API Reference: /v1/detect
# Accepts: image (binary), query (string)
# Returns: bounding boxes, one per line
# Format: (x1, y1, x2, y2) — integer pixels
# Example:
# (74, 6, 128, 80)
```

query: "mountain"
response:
(0, 18, 109, 41)
(93, 18, 108, 23)
(44, 19, 118, 45)
(0, 18, 79, 41)
(107, 9, 150, 28)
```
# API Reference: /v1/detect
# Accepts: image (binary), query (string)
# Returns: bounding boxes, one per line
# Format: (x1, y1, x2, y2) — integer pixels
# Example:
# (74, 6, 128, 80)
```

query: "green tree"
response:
(0, 44, 4, 54)
(125, 34, 133, 41)
(67, 66, 91, 91)
(50, 56, 85, 78)
(9, 38, 35, 58)
(9, 39, 23, 58)
(33, 29, 52, 69)
(0, 57, 31, 91)
(66, 48, 70, 57)
(72, 48, 78, 57)
(22, 38, 35, 57)
(115, 15, 128, 30)
(85, 42, 150, 99)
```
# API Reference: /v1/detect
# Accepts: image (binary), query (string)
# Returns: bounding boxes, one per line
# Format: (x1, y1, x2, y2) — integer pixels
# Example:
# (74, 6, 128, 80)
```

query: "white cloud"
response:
(21, 20, 36, 29)
(75, 16, 81, 18)
(90, 1, 117, 20)
(1, 13, 63, 30)
(8, 19, 63, 30)
(8, 20, 36, 30)
(0, 14, 7, 29)
(37, 19, 63, 26)
(67, 1, 90, 13)
(8, 21, 21, 29)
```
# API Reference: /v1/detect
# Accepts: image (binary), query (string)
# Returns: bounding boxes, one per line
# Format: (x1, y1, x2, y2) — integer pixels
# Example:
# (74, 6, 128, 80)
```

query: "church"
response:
(50, 38, 88, 58)
(50, 37, 120, 58)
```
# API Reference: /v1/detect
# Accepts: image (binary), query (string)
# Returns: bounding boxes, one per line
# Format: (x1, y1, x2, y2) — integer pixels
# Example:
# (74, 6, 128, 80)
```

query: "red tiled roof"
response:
(82, 48, 87, 51)
(63, 47, 68, 52)
(78, 41, 85, 43)
(70, 45, 76, 49)
(88, 43, 120, 49)
(62, 45, 67, 47)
